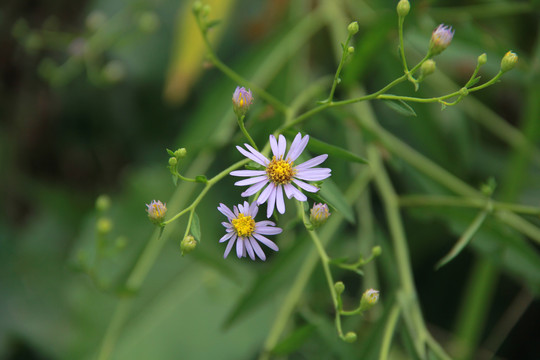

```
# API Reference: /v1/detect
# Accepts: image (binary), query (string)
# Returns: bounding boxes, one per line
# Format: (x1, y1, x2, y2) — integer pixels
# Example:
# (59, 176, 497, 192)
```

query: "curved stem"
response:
(379, 303, 401, 360)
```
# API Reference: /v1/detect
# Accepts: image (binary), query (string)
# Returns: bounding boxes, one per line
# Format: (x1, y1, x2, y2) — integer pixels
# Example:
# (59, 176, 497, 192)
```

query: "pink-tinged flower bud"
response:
(146, 200, 167, 224)
(359, 288, 380, 311)
(232, 86, 253, 118)
(500, 51, 518, 73)
(429, 24, 454, 56)
(310, 203, 331, 228)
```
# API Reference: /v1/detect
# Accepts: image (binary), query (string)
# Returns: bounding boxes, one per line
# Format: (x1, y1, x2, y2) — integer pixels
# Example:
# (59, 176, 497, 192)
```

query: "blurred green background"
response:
(1, 0, 540, 359)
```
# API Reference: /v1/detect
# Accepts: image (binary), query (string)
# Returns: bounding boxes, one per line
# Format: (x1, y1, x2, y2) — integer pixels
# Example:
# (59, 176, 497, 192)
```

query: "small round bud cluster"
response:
(347, 46, 355, 54)
(310, 203, 331, 228)
(174, 148, 187, 158)
(359, 288, 380, 311)
(429, 24, 454, 56)
(500, 51, 518, 73)
(343, 332, 357, 343)
(181, 235, 197, 255)
(232, 86, 254, 118)
(397, 0, 410, 17)
(97, 218, 113, 235)
(146, 200, 167, 225)
(372, 245, 382, 257)
(334, 281, 345, 295)
(420, 59, 436, 78)
(347, 21, 359, 36)
(96, 195, 111, 212)
(192, 1, 203, 14)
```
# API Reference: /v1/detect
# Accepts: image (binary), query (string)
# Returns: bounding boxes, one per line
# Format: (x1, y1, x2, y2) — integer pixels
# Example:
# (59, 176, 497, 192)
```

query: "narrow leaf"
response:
(191, 212, 201, 242)
(383, 99, 417, 117)
(166, 148, 175, 156)
(435, 209, 488, 269)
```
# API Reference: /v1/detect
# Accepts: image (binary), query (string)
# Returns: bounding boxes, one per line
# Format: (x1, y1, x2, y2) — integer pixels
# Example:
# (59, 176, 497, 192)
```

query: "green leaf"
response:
(316, 179, 355, 224)
(166, 148, 175, 157)
(191, 212, 201, 242)
(195, 175, 208, 183)
(383, 98, 417, 117)
(271, 324, 316, 355)
(467, 76, 481, 87)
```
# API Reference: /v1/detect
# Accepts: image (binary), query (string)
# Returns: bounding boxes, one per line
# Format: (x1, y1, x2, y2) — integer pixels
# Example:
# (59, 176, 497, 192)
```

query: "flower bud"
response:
(359, 289, 379, 311)
(347, 46, 355, 54)
(334, 281, 345, 295)
(344, 332, 357, 343)
(181, 235, 197, 255)
(232, 86, 254, 118)
(420, 59, 436, 77)
(500, 51, 518, 73)
(347, 21, 359, 35)
(97, 217, 113, 235)
(146, 200, 167, 225)
(96, 195, 111, 212)
(372, 245, 382, 257)
(310, 203, 331, 228)
(168, 157, 178, 167)
(397, 0, 410, 17)
(429, 24, 454, 56)
(174, 148, 187, 158)
(477, 53, 487, 66)
(192, 1, 203, 14)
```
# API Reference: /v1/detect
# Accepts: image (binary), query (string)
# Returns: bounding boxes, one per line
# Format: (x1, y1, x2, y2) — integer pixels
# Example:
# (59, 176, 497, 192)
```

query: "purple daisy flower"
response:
(429, 24, 454, 56)
(218, 201, 282, 261)
(230, 132, 331, 218)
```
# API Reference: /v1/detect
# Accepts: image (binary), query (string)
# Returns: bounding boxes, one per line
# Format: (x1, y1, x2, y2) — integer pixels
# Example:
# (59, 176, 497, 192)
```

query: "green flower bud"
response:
(359, 289, 379, 311)
(202, 4, 211, 17)
(97, 217, 113, 235)
(421, 59, 436, 77)
(96, 195, 111, 212)
(192, 1, 203, 14)
(347, 21, 359, 35)
(343, 332, 357, 343)
(397, 0, 410, 17)
(477, 53, 487, 66)
(181, 235, 197, 255)
(372, 245, 382, 257)
(347, 46, 355, 54)
(168, 157, 178, 167)
(334, 281, 345, 295)
(500, 51, 518, 73)
(174, 148, 187, 158)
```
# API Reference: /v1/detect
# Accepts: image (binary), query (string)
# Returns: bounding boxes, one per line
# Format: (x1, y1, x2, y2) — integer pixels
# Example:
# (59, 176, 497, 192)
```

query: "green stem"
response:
(326, 32, 353, 102)
(379, 303, 401, 360)
(398, 16, 409, 74)
(237, 115, 259, 150)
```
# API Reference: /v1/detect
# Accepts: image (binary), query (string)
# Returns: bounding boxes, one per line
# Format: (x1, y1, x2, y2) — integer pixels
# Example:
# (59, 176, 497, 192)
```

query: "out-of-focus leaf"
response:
(271, 324, 316, 355)
(383, 99, 417, 117)
(164, 0, 237, 104)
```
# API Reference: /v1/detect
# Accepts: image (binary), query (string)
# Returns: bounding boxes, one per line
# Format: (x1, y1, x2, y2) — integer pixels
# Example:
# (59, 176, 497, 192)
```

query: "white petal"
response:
(248, 201, 259, 218)
(295, 168, 331, 181)
(293, 178, 319, 193)
(236, 237, 244, 258)
(285, 133, 303, 161)
(266, 185, 277, 218)
(219, 232, 235, 243)
(275, 185, 285, 214)
(277, 134, 287, 157)
(241, 180, 269, 197)
(250, 237, 266, 260)
(287, 133, 308, 162)
(244, 239, 255, 260)
(257, 183, 275, 205)
(235, 175, 268, 186)
(236, 146, 268, 166)
(255, 226, 282, 235)
(253, 232, 279, 251)
(256, 220, 276, 227)
(269, 134, 279, 158)
(295, 154, 328, 170)
(283, 183, 296, 199)
(244, 144, 270, 166)
(217, 203, 235, 219)
(230, 170, 266, 177)
(223, 235, 237, 258)
(287, 183, 308, 200)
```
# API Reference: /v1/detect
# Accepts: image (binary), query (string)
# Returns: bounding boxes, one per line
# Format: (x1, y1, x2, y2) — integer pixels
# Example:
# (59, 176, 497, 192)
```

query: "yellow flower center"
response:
(232, 214, 256, 237)
(266, 156, 295, 185)
(239, 94, 245, 107)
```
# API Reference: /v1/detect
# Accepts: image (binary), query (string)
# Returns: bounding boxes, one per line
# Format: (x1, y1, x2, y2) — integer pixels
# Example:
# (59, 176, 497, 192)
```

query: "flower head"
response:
(146, 200, 167, 224)
(429, 24, 454, 56)
(232, 86, 254, 118)
(360, 289, 380, 311)
(218, 201, 282, 261)
(231, 133, 332, 218)
(310, 203, 331, 228)
(500, 51, 518, 72)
